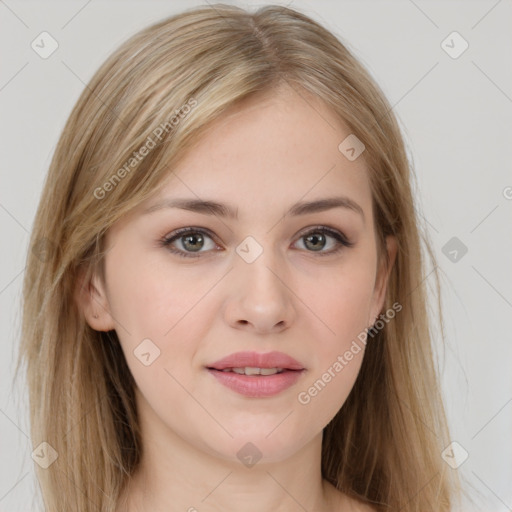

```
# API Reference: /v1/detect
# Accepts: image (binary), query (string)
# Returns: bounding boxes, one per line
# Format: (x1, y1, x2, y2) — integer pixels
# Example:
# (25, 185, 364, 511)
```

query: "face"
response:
(82, 85, 396, 465)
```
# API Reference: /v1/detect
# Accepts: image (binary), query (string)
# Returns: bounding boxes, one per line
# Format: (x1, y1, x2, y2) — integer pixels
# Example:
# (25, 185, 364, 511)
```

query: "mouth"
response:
(208, 366, 296, 375)
(205, 351, 306, 397)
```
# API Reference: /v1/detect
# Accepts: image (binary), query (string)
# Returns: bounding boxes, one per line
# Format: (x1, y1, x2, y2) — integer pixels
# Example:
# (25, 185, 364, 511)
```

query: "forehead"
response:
(136, 86, 372, 225)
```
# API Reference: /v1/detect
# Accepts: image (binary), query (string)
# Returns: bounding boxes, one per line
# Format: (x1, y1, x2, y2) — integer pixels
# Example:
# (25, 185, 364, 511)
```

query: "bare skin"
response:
(80, 83, 394, 512)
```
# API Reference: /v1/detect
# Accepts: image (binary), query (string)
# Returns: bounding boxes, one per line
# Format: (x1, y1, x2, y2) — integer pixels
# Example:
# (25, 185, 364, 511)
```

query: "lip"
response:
(207, 351, 305, 371)
(206, 351, 306, 398)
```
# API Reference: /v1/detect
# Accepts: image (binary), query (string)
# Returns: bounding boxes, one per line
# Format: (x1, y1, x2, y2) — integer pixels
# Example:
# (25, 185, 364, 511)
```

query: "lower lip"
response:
(207, 369, 305, 397)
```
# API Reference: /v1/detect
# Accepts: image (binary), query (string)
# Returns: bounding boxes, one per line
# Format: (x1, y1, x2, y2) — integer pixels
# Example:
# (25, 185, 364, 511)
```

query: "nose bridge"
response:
(226, 233, 295, 331)
(234, 234, 285, 293)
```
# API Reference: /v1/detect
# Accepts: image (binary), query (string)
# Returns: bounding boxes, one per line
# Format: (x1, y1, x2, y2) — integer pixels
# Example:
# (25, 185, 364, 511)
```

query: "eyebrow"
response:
(143, 196, 365, 222)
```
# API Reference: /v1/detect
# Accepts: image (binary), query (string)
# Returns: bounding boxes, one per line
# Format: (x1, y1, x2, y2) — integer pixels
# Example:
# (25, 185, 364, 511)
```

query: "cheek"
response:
(294, 298, 368, 436)
(105, 249, 209, 341)
(293, 260, 375, 414)
(105, 252, 217, 393)
(301, 261, 376, 349)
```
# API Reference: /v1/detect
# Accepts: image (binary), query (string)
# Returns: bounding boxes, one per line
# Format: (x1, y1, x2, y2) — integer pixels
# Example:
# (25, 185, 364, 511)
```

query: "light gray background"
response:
(1, 0, 511, 510)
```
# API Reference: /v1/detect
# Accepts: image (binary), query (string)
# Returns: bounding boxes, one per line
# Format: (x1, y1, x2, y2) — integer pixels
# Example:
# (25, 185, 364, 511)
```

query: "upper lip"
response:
(207, 351, 305, 371)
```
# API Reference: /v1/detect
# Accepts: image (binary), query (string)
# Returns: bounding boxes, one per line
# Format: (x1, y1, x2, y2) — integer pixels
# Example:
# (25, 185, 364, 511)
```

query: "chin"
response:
(198, 426, 314, 466)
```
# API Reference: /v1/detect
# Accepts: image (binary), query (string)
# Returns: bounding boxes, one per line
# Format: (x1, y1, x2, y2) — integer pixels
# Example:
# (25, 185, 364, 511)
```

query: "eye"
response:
(160, 227, 219, 258)
(159, 225, 354, 258)
(293, 226, 354, 256)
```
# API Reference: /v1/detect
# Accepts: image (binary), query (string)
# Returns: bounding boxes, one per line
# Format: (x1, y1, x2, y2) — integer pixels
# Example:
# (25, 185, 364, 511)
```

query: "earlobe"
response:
(75, 266, 115, 332)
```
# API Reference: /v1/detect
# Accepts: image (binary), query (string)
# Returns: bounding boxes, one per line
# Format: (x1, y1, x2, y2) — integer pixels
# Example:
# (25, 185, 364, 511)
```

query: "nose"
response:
(223, 244, 296, 335)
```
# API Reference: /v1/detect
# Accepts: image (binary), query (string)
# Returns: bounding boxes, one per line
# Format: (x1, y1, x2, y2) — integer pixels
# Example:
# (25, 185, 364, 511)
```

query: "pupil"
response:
(305, 233, 325, 251)
(183, 233, 203, 252)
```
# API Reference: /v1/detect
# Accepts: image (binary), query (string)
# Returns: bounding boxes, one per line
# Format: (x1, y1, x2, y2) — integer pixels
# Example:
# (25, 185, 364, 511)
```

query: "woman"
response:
(18, 3, 460, 511)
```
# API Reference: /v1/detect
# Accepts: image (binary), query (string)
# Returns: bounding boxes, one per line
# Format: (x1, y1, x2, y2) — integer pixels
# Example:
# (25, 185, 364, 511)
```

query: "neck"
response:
(115, 392, 341, 512)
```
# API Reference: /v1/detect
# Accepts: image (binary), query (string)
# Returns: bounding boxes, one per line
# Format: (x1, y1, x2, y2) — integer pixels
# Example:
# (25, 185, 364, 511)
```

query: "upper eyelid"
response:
(164, 224, 345, 237)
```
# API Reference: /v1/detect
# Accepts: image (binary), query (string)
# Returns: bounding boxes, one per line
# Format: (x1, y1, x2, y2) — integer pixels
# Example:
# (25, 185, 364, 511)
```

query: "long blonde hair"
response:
(16, 3, 460, 511)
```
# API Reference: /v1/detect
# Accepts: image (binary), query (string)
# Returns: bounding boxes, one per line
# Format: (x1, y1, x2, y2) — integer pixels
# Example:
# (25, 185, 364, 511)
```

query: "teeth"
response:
(259, 368, 283, 376)
(244, 367, 262, 376)
(222, 367, 284, 375)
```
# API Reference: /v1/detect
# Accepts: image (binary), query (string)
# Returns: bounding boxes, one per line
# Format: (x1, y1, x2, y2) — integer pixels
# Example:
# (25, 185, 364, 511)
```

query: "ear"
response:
(369, 235, 397, 326)
(75, 265, 116, 332)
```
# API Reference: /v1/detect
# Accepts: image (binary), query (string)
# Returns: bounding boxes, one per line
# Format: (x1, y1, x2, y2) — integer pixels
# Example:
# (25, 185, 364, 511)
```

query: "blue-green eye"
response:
(160, 226, 353, 258)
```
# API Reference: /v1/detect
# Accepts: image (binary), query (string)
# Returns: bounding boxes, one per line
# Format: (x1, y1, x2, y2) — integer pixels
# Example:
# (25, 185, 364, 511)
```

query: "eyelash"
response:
(159, 226, 354, 259)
